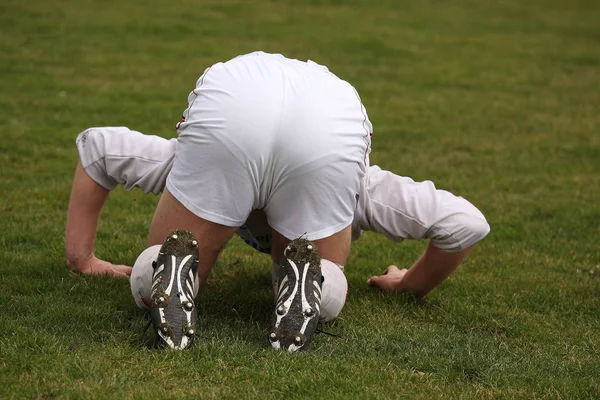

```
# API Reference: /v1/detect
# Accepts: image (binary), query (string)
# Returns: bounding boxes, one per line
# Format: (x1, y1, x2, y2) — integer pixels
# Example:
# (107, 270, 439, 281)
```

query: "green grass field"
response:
(1, 0, 599, 398)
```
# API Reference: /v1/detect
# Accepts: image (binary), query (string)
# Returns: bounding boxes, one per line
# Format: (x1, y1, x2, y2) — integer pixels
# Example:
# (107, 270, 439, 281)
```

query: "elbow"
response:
(75, 127, 94, 147)
(75, 127, 114, 162)
(460, 213, 490, 248)
(428, 213, 490, 252)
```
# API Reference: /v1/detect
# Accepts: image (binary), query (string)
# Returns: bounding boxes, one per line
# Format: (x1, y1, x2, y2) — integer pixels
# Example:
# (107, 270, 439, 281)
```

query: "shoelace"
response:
(315, 325, 342, 338)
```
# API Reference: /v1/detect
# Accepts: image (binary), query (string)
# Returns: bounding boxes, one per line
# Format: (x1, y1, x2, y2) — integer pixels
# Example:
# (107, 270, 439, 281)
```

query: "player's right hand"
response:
(367, 265, 408, 292)
(67, 254, 132, 278)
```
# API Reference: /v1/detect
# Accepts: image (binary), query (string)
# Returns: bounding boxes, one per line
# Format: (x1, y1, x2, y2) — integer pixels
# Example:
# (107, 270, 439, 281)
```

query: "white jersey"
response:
(76, 127, 490, 253)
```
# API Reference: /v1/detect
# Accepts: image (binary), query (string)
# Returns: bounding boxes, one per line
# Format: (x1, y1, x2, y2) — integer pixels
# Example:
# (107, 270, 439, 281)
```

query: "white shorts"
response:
(167, 52, 372, 240)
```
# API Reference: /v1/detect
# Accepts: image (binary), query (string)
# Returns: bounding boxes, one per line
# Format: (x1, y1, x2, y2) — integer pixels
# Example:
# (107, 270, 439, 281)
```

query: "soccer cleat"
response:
(149, 230, 199, 349)
(268, 238, 322, 352)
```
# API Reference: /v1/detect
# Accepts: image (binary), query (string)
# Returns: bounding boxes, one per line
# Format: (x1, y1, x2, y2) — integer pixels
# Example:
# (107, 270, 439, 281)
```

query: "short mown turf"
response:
(1, 0, 599, 398)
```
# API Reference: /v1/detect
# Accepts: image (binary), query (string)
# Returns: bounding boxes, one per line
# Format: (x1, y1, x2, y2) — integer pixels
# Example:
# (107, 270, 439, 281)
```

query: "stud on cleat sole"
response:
(183, 301, 194, 312)
(151, 292, 169, 308)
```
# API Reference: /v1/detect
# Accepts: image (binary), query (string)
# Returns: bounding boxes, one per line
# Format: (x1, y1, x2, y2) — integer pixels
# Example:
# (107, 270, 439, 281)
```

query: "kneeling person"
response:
(70, 52, 372, 351)
(68, 125, 489, 350)
(66, 61, 489, 352)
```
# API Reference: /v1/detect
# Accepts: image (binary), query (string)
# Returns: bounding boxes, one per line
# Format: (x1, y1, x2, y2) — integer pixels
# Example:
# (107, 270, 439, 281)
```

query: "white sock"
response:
(271, 258, 348, 323)
(319, 259, 348, 322)
(130, 245, 200, 310)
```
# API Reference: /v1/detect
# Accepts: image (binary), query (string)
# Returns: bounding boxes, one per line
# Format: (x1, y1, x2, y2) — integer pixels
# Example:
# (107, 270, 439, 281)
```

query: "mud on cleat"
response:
(149, 230, 199, 349)
(269, 237, 322, 352)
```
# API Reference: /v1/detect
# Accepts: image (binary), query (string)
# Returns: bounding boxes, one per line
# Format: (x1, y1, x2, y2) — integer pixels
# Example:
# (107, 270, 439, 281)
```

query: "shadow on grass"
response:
(64, 260, 435, 351)
(125, 265, 275, 350)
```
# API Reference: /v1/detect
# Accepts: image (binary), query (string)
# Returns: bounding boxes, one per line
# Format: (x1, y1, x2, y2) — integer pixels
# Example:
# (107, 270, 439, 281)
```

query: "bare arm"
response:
(356, 165, 489, 297)
(367, 242, 474, 297)
(64, 126, 176, 276)
(65, 161, 132, 277)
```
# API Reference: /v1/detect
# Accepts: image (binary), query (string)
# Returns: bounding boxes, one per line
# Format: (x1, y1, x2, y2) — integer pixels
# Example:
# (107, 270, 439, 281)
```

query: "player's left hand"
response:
(367, 265, 408, 292)
(67, 254, 132, 278)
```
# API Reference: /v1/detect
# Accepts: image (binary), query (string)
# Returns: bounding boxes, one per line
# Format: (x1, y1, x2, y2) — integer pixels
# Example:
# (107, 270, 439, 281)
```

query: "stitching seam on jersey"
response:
(368, 198, 465, 247)
(105, 154, 168, 163)
(185, 65, 214, 122)
(350, 85, 370, 165)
